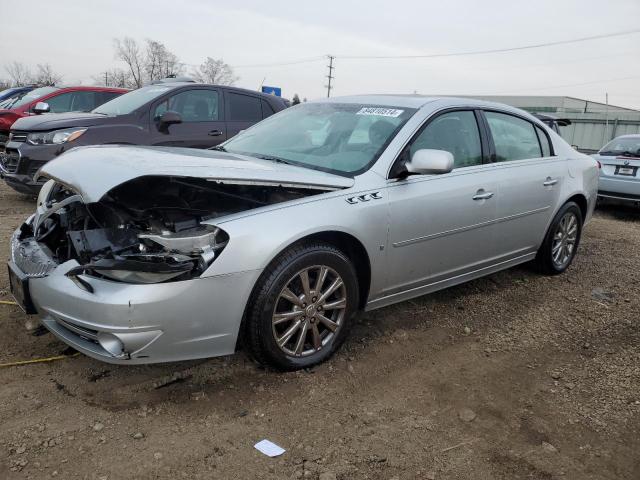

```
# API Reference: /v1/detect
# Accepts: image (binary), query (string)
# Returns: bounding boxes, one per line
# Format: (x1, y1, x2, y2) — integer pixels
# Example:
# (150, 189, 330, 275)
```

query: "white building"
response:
(454, 95, 640, 153)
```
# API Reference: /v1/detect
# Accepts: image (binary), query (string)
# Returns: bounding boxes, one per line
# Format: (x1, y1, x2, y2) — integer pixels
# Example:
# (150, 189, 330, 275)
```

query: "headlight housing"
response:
(27, 128, 87, 145)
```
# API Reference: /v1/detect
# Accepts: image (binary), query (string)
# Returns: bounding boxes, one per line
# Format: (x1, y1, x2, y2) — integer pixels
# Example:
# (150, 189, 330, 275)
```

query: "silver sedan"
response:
(8, 96, 598, 369)
(592, 134, 640, 204)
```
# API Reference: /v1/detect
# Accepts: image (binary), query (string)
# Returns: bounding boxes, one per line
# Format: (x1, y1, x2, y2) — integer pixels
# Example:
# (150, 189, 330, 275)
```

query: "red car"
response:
(0, 85, 128, 144)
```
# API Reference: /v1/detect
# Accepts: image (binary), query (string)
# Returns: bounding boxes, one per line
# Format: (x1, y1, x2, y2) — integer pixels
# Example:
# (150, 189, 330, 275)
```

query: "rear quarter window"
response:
(535, 125, 553, 157)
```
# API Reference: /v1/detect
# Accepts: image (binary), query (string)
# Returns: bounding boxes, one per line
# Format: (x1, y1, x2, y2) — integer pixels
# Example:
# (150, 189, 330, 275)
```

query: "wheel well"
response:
(567, 194, 587, 221)
(293, 231, 371, 310)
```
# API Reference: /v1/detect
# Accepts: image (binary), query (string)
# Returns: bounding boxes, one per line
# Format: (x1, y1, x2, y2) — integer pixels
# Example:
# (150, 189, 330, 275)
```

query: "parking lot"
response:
(0, 181, 638, 479)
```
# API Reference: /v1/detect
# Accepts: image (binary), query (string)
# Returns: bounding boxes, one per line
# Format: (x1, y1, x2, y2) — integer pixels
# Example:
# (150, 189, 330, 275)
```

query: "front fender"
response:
(202, 186, 390, 300)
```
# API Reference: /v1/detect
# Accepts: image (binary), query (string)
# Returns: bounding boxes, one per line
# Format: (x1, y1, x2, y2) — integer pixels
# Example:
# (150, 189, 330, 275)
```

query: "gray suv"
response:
(1, 82, 288, 194)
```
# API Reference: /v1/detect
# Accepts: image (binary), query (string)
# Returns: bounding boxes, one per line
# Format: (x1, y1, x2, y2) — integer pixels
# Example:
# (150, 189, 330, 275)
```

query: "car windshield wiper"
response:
(252, 154, 294, 165)
(209, 145, 226, 151)
(619, 150, 640, 158)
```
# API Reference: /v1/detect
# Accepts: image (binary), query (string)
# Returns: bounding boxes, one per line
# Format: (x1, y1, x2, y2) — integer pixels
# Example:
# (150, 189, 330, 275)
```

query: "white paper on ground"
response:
(254, 439, 286, 457)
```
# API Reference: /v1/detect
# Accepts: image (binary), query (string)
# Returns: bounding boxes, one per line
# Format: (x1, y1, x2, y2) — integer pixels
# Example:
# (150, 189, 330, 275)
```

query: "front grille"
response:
(11, 236, 57, 278)
(0, 149, 19, 173)
(9, 131, 28, 143)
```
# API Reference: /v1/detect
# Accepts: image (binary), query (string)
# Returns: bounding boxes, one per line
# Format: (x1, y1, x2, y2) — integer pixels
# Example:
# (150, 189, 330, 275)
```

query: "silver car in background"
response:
(592, 134, 640, 204)
(8, 96, 598, 370)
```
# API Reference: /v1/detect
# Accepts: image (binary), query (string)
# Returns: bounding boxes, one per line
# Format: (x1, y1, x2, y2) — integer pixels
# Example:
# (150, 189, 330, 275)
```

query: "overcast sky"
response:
(3, 0, 640, 108)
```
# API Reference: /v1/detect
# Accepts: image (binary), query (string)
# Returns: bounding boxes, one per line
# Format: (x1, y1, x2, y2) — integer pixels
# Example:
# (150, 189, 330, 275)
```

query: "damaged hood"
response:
(39, 145, 354, 202)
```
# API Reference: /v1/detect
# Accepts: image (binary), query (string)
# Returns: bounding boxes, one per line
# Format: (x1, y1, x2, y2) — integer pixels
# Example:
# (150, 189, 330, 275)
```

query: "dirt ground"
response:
(0, 180, 638, 480)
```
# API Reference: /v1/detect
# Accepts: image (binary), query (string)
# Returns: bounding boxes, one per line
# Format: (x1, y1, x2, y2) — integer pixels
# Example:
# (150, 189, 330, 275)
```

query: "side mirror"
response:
(33, 102, 50, 114)
(158, 111, 182, 133)
(406, 149, 454, 175)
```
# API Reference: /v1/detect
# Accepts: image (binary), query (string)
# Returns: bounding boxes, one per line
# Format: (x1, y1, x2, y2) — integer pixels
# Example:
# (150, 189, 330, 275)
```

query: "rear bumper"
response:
(597, 175, 640, 202)
(11, 230, 262, 365)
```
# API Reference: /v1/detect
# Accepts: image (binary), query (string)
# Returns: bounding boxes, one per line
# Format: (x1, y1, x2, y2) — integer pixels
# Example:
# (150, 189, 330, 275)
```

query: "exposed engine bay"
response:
(18, 176, 323, 285)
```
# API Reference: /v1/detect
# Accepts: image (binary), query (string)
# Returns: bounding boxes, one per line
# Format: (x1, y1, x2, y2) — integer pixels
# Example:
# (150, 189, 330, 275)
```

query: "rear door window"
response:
(485, 111, 542, 161)
(99, 91, 123, 105)
(226, 93, 262, 122)
(70, 91, 99, 111)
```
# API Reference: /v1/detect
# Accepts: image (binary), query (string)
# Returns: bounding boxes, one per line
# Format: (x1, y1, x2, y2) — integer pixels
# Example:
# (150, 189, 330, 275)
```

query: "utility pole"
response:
(325, 55, 335, 98)
(104, 71, 108, 86)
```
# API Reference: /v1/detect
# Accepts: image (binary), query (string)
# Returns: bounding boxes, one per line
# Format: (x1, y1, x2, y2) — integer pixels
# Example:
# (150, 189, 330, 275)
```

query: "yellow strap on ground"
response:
(0, 300, 18, 306)
(0, 353, 80, 368)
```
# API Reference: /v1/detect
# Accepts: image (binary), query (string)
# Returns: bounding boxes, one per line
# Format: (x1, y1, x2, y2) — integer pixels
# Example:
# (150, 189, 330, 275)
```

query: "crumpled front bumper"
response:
(11, 230, 262, 364)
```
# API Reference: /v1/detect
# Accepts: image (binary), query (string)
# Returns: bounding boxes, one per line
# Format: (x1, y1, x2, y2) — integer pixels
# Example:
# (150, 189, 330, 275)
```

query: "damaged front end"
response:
(15, 175, 322, 288)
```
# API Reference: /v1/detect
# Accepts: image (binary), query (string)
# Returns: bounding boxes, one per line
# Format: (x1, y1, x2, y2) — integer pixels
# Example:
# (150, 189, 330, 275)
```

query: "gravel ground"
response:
(0, 181, 638, 480)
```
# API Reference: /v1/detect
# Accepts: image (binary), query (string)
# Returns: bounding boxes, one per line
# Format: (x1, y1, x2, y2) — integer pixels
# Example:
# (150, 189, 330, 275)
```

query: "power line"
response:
(232, 56, 327, 69)
(335, 28, 640, 60)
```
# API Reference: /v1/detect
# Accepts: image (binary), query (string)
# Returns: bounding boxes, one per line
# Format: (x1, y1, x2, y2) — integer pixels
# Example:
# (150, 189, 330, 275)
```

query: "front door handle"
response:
(543, 177, 558, 186)
(208, 130, 223, 137)
(473, 190, 494, 201)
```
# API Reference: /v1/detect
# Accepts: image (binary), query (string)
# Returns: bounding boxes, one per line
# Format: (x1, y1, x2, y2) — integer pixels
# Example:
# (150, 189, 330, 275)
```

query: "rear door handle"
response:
(473, 190, 494, 201)
(543, 177, 558, 186)
(208, 130, 223, 137)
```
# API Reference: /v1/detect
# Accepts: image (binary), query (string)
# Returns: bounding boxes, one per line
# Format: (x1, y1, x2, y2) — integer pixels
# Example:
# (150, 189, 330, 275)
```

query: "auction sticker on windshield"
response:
(356, 107, 404, 117)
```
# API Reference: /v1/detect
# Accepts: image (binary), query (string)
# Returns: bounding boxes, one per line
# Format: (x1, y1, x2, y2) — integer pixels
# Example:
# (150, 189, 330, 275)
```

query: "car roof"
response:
(316, 94, 536, 115)
(53, 85, 129, 92)
(157, 82, 283, 95)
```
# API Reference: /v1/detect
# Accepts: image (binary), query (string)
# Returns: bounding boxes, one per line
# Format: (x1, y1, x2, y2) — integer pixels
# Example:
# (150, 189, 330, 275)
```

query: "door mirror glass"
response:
(406, 149, 454, 175)
(33, 102, 50, 114)
(158, 110, 182, 133)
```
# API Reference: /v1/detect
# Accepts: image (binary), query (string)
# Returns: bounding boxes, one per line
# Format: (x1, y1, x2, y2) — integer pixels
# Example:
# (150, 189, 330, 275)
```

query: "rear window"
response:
(599, 137, 640, 156)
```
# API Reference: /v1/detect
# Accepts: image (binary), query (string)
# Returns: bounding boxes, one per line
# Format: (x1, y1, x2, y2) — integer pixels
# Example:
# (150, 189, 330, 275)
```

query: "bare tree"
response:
(292, 94, 301, 105)
(34, 63, 62, 86)
(5, 61, 33, 86)
(114, 37, 145, 88)
(92, 68, 132, 88)
(191, 57, 237, 85)
(145, 40, 183, 81)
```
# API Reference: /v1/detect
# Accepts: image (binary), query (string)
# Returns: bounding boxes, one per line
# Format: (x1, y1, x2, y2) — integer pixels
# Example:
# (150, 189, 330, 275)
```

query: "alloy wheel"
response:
(551, 211, 578, 268)
(272, 265, 347, 357)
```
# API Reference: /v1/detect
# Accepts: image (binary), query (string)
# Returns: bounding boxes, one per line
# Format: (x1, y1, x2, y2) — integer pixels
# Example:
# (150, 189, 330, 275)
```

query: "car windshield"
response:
(93, 85, 171, 115)
(221, 102, 416, 176)
(0, 86, 57, 110)
(599, 137, 640, 156)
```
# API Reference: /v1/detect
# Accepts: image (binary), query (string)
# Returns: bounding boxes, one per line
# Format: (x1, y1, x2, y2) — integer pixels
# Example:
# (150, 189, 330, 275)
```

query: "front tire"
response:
(535, 201, 583, 275)
(245, 242, 359, 370)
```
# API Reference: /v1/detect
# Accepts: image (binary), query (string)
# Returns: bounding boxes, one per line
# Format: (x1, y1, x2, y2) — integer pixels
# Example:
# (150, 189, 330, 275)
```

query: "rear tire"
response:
(535, 201, 583, 275)
(245, 242, 359, 370)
